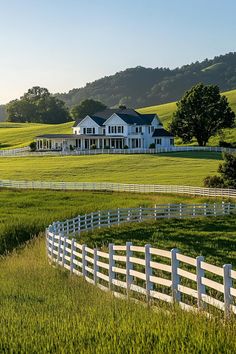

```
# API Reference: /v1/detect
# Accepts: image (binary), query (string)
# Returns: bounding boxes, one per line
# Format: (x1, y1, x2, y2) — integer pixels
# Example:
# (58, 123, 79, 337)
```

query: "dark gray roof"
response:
(152, 129, 174, 137)
(73, 108, 158, 127)
(36, 134, 77, 139)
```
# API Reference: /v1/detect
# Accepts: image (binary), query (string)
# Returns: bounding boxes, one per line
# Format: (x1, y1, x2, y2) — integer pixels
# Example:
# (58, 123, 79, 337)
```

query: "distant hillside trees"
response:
(170, 83, 235, 146)
(55, 52, 236, 108)
(6, 87, 70, 124)
(71, 99, 107, 120)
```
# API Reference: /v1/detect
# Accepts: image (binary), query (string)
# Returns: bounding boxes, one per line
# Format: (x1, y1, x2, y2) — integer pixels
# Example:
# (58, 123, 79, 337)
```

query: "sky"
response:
(0, 0, 235, 104)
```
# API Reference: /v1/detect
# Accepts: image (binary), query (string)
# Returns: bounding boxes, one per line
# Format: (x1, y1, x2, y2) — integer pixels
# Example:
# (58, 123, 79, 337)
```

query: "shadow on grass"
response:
(153, 151, 223, 160)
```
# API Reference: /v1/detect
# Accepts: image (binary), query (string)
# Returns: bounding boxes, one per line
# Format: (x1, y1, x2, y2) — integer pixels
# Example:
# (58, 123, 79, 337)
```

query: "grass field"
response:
(0, 151, 222, 186)
(0, 90, 235, 150)
(0, 121, 72, 149)
(0, 188, 222, 255)
(1, 237, 236, 353)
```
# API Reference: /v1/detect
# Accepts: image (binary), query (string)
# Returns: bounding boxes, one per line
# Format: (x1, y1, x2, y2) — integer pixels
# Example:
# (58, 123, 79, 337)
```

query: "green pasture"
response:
(1, 237, 236, 352)
(0, 151, 222, 186)
(0, 188, 221, 254)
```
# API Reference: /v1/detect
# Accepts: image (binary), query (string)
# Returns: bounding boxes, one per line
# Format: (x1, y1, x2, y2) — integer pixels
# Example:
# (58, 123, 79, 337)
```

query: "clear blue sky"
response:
(0, 0, 235, 104)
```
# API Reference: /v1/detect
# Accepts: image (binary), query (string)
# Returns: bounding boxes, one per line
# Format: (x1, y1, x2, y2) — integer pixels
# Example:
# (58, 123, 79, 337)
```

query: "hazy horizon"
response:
(0, 0, 235, 104)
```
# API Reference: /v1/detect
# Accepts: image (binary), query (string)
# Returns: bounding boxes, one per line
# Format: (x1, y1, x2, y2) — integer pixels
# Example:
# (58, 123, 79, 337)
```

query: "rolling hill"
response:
(55, 52, 236, 109)
(0, 89, 235, 149)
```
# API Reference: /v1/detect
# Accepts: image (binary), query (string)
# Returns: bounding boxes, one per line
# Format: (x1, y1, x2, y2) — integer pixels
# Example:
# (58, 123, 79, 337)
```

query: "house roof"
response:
(36, 134, 78, 139)
(152, 129, 174, 137)
(73, 108, 158, 127)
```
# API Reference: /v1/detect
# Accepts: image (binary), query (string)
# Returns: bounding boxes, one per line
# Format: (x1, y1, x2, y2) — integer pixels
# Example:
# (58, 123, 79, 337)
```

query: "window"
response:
(155, 138, 162, 145)
(148, 127, 151, 134)
(108, 126, 111, 133)
(151, 126, 154, 132)
(135, 127, 139, 133)
(83, 128, 86, 134)
(170, 138, 174, 146)
(86, 128, 92, 134)
(118, 126, 122, 133)
(93, 128, 95, 134)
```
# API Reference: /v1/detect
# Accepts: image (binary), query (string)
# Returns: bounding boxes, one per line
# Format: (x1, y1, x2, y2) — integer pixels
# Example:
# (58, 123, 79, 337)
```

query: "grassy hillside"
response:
(0, 121, 73, 149)
(1, 237, 236, 352)
(0, 89, 235, 149)
(0, 152, 222, 186)
(138, 89, 236, 145)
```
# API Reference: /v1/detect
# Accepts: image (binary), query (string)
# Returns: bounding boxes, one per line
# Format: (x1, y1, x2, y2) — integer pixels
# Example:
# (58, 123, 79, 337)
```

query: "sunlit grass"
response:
(0, 151, 222, 186)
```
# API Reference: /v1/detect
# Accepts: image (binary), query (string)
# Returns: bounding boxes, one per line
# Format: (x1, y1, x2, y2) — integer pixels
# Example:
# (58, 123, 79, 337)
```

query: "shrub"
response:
(149, 143, 155, 149)
(104, 145, 110, 149)
(90, 144, 96, 150)
(203, 175, 225, 188)
(29, 141, 37, 151)
(218, 153, 236, 188)
(124, 145, 129, 149)
(69, 145, 75, 151)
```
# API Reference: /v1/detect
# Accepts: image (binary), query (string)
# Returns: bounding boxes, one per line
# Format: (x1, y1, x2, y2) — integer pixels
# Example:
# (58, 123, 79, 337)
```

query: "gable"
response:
(103, 113, 129, 126)
(75, 115, 100, 128)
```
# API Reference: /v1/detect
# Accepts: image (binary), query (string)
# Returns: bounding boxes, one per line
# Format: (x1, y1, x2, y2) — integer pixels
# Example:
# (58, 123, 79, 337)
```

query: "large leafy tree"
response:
(71, 99, 107, 120)
(6, 86, 70, 124)
(170, 83, 235, 146)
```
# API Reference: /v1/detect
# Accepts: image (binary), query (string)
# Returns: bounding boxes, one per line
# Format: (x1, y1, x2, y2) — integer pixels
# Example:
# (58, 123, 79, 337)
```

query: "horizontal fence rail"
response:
(46, 203, 236, 317)
(0, 146, 236, 157)
(0, 180, 236, 199)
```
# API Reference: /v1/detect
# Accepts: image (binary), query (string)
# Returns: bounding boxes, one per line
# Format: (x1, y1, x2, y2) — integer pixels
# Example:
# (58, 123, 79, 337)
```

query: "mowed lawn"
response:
(0, 151, 222, 186)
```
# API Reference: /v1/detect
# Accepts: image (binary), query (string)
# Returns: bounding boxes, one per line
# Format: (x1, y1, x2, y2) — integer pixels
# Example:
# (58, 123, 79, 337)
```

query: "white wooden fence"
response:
(1, 179, 236, 199)
(0, 145, 236, 157)
(46, 203, 236, 317)
(0, 146, 29, 156)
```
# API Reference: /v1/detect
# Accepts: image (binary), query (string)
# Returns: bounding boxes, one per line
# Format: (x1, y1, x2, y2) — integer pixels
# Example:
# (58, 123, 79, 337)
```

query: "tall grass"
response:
(1, 188, 220, 255)
(1, 237, 236, 353)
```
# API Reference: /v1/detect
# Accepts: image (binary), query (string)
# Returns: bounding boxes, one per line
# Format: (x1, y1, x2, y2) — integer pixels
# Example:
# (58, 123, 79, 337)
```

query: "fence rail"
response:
(1, 179, 236, 198)
(46, 203, 236, 317)
(0, 145, 236, 157)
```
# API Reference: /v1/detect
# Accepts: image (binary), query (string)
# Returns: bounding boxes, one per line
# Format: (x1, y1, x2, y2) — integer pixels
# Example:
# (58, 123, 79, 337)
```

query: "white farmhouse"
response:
(36, 108, 174, 151)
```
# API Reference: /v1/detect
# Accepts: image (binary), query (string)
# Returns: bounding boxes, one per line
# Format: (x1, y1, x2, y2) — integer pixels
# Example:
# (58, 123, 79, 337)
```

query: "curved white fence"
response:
(0, 145, 236, 157)
(0, 179, 236, 198)
(47, 203, 236, 317)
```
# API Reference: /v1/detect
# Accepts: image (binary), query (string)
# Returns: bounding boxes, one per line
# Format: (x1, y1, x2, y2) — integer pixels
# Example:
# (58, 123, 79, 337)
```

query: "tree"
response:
(204, 153, 236, 188)
(170, 83, 235, 146)
(70, 99, 107, 120)
(6, 86, 70, 124)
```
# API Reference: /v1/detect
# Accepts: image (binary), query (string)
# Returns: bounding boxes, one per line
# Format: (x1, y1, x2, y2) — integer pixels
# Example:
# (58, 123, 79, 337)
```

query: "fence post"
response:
(213, 203, 216, 216)
(108, 211, 111, 228)
(204, 203, 207, 216)
(57, 234, 62, 265)
(117, 208, 120, 226)
(126, 242, 133, 298)
(82, 244, 87, 278)
(168, 203, 171, 218)
(179, 204, 182, 219)
(51, 232, 55, 262)
(171, 248, 180, 303)
(222, 201, 225, 215)
(70, 238, 75, 274)
(139, 206, 142, 222)
(193, 204, 196, 217)
(223, 264, 232, 318)
(62, 235, 66, 268)
(109, 243, 115, 290)
(145, 244, 153, 305)
(196, 256, 205, 309)
(93, 248, 99, 284)
(98, 210, 101, 229)
(154, 204, 157, 220)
